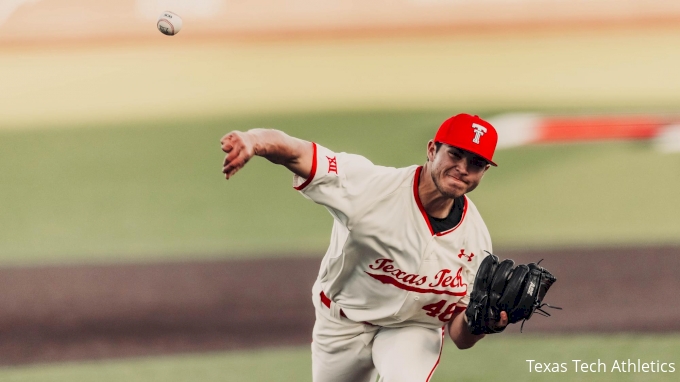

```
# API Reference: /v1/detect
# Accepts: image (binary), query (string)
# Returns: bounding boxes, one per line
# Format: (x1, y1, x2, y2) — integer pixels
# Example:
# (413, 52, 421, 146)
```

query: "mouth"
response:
(445, 173, 467, 185)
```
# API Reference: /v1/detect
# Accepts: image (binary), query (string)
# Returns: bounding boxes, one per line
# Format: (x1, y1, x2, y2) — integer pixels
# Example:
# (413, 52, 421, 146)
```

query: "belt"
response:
(320, 291, 347, 318)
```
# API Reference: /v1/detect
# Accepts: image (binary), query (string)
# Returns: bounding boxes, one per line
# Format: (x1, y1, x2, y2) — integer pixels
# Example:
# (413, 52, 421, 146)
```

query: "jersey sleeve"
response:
(292, 143, 381, 226)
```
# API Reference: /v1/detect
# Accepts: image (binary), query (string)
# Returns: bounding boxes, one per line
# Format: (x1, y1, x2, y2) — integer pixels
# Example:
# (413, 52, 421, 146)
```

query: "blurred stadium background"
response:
(1, 0, 679, 381)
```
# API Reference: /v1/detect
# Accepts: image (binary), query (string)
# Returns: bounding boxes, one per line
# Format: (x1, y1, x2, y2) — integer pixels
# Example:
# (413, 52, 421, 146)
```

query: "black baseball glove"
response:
(465, 252, 560, 335)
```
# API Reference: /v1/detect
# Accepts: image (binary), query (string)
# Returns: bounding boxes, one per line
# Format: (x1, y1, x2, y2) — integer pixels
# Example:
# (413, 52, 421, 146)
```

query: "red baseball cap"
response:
(434, 114, 498, 166)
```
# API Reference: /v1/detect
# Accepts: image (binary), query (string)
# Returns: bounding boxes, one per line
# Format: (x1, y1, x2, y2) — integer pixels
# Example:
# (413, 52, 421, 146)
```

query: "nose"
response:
(456, 157, 469, 175)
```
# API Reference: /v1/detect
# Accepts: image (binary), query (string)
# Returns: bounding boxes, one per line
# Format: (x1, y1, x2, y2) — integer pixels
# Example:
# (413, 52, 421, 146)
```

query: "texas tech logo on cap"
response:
(472, 123, 487, 144)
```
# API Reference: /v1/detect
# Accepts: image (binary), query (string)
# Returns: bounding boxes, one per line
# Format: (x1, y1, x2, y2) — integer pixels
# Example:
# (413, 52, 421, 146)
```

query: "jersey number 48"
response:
(422, 299, 459, 322)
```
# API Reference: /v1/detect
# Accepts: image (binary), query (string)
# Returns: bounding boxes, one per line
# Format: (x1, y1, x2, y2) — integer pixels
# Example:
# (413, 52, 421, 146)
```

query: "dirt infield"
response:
(0, 245, 678, 366)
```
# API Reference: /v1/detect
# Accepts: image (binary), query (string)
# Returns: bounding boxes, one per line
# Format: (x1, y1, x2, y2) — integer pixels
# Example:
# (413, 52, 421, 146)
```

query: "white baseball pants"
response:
(311, 307, 445, 382)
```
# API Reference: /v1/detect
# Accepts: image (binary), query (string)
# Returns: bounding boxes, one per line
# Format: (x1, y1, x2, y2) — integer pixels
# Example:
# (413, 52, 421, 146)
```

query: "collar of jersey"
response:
(413, 166, 468, 236)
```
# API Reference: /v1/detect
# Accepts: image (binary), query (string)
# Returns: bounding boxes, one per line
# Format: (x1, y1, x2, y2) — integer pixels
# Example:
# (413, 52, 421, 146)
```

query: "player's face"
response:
(427, 142, 491, 198)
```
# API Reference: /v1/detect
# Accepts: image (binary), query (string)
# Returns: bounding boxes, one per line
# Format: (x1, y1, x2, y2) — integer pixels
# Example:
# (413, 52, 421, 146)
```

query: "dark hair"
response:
(427, 142, 444, 162)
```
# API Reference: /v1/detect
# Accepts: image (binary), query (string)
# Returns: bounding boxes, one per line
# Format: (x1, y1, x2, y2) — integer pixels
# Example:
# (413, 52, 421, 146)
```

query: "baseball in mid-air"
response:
(157, 11, 182, 36)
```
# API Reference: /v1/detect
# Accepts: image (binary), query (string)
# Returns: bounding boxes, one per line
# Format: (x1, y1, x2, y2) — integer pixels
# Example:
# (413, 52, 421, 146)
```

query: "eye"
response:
(470, 159, 486, 168)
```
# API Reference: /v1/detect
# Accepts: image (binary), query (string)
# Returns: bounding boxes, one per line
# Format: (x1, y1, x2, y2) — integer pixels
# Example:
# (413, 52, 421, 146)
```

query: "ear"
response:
(426, 140, 436, 162)
(478, 163, 492, 178)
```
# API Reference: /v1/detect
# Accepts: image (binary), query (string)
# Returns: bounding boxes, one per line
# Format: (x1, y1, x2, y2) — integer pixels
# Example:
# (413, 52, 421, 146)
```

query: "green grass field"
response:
(1, 335, 678, 382)
(1, 110, 679, 265)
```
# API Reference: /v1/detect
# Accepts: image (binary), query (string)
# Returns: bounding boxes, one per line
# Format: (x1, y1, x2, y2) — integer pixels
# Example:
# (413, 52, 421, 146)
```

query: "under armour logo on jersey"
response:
(327, 156, 338, 174)
(458, 249, 474, 262)
(472, 123, 487, 144)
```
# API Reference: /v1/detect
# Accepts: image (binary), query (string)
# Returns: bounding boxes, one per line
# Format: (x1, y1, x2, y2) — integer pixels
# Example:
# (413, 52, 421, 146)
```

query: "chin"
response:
(446, 182, 467, 195)
(433, 173, 466, 198)
(440, 186, 464, 199)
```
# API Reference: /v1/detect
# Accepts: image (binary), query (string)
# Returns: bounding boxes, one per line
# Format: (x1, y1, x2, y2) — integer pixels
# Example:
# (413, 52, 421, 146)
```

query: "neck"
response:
(418, 163, 456, 219)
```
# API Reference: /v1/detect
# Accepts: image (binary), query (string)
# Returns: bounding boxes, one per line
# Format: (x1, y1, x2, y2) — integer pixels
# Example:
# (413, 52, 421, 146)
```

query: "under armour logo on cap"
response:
(472, 123, 487, 144)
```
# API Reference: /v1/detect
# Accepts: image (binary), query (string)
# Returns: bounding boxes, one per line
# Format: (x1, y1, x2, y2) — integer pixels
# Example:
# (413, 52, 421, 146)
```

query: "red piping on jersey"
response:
(413, 167, 435, 235)
(321, 292, 376, 325)
(365, 272, 467, 296)
(294, 142, 317, 191)
(426, 327, 446, 382)
(412, 166, 468, 236)
(320, 291, 347, 318)
(435, 196, 468, 236)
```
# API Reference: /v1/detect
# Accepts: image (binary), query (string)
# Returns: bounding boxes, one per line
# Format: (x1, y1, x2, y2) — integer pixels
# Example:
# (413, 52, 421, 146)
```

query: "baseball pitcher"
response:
(220, 114, 557, 382)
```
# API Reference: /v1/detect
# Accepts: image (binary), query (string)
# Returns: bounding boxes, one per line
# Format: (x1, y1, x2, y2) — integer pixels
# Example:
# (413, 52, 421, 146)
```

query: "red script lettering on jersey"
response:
(429, 268, 466, 289)
(366, 258, 467, 296)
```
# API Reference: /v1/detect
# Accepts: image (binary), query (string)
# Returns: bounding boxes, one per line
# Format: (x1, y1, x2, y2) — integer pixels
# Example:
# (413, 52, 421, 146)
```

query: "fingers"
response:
(223, 163, 240, 179)
(223, 153, 243, 179)
(220, 130, 257, 179)
(223, 145, 241, 168)
(223, 153, 249, 179)
(221, 131, 245, 179)
(499, 311, 508, 327)
(220, 133, 235, 153)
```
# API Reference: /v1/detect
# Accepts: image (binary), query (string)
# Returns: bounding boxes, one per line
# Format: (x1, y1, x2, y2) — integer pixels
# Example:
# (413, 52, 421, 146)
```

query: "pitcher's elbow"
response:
(453, 339, 475, 350)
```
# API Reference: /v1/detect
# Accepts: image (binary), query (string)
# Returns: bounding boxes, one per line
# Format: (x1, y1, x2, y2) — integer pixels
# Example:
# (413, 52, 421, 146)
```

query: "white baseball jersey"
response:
(294, 143, 493, 329)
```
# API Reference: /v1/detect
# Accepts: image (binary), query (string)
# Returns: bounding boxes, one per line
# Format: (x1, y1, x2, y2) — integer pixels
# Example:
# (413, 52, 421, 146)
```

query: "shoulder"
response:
(464, 197, 489, 228)
(295, 143, 416, 197)
(463, 196, 493, 245)
(463, 196, 485, 222)
(361, 163, 418, 196)
(293, 144, 420, 225)
(312, 144, 375, 174)
(318, 144, 415, 186)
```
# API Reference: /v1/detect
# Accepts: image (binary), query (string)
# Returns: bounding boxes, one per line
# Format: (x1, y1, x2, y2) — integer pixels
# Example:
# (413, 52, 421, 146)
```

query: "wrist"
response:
(245, 129, 264, 156)
(462, 312, 474, 334)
